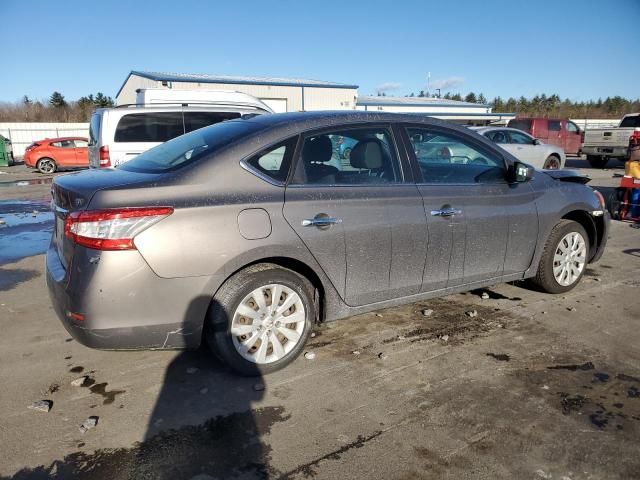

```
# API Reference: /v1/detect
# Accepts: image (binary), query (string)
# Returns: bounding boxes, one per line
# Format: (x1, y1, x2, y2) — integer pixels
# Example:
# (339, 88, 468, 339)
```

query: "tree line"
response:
(399, 91, 640, 119)
(0, 91, 115, 122)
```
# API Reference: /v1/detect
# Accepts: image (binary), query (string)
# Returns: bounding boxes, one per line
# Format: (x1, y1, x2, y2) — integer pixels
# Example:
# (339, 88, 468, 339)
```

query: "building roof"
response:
(116, 71, 359, 97)
(356, 95, 489, 108)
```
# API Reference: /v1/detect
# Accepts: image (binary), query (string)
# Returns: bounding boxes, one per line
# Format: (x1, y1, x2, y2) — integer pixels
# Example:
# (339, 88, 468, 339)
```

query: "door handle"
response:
(430, 208, 462, 217)
(301, 217, 342, 227)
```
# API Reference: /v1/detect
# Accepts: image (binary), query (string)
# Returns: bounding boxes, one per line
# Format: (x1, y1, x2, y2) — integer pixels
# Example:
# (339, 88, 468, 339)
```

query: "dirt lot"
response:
(0, 159, 638, 480)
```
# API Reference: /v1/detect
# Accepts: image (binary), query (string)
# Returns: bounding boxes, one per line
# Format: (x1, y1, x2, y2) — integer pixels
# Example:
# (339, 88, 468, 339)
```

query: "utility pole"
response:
(427, 72, 431, 96)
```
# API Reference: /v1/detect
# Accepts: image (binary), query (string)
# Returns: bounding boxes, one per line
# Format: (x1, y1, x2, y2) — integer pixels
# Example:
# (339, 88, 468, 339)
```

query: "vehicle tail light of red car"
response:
(99, 145, 111, 167)
(64, 207, 173, 250)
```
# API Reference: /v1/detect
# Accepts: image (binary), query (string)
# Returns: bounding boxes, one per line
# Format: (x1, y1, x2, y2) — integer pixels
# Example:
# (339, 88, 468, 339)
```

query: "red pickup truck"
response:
(507, 118, 583, 155)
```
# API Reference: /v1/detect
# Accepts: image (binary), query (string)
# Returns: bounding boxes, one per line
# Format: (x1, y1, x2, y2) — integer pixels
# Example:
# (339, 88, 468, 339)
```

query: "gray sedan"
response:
(472, 126, 566, 169)
(47, 112, 609, 375)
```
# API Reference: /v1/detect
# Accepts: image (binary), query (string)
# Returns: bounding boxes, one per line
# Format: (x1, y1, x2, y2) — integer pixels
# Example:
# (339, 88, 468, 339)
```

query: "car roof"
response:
(230, 110, 469, 137)
(41, 137, 88, 142)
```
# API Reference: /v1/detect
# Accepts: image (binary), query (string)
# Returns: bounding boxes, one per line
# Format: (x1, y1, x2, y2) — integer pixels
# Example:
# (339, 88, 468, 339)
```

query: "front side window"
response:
(548, 120, 561, 131)
(74, 139, 88, 148)
(51, 140, 75, 148)
(244, 137, 297, 183)
(406, 127, 505, 184)
(114, 112, 184, 143)
(566, 121, 579, 133)
(292, 127, 401, 185)
(508, 131, 534, 145)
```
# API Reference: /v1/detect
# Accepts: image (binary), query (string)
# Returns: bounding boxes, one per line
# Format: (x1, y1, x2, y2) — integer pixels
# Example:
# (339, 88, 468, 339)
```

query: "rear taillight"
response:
(99, 146, 111, 167)
(64, 207, 173, 250)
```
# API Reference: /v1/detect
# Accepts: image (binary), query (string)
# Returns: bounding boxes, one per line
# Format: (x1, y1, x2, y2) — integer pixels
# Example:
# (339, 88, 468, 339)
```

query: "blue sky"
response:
(2, 0, 639, 103)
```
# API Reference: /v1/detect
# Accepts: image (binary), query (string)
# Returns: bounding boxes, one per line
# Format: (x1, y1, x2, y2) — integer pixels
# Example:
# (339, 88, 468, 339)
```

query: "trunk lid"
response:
(51, 168, 161, 269)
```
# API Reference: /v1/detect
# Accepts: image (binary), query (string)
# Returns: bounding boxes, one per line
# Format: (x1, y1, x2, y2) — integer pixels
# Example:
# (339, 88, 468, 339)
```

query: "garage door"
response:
(261, 98, 288, 113)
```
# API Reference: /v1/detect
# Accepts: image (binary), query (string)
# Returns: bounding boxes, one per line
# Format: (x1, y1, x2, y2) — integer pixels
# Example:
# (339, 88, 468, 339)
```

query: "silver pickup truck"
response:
(582, 113, 640, 168)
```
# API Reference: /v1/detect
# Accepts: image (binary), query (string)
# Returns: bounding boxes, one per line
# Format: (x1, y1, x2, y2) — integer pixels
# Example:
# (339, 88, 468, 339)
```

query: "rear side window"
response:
(183, 112, 241, 133)
(507, 119, 532, 132)
(548, 120, 561, 131)
(114, 112, 184, 143)
(620, 115, 640, 128)
(245, 137, 297, 183)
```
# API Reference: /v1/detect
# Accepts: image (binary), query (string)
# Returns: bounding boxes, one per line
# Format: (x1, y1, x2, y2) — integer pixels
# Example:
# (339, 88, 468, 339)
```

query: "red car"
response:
(24, 137, 89, 173)
(507, 118, 584, 155)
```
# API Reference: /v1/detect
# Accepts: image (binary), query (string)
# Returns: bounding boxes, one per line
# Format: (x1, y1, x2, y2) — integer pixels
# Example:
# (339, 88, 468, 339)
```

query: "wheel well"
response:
(561, 210, 597, 259)
(223, 257, 326, 323)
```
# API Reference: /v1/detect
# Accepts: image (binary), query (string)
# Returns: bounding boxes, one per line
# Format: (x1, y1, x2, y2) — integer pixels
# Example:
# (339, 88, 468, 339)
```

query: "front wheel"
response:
(532, 220, 589, 294)
(543, 155, 561, 170)
(586, 155, 608, 169)
(206, 265, 315, 376)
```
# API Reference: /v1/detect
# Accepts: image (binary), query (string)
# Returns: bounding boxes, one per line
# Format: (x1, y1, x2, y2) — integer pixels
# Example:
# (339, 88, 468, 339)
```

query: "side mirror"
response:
(533, 138, 542, 146)
(509, 161, 534, 183)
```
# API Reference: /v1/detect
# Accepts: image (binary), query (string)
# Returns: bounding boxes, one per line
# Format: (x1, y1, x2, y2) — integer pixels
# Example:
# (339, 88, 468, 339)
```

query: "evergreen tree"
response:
(49, 91, 67, 107)
(464, 92, 477, 103)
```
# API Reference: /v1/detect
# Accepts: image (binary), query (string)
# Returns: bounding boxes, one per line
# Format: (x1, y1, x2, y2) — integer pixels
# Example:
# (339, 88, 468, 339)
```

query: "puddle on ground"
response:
(0, 177, 53, 187)
(0, 199, 54, 265)
(0, 267, 41, 291)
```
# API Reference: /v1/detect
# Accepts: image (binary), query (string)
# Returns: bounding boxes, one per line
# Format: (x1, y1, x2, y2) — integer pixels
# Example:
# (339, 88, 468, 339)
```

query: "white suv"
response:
(88, 91, 273, 168)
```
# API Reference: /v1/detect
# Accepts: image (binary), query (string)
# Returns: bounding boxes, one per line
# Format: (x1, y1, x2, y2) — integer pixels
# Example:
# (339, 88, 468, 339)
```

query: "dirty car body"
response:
(46, 111, 609, 374)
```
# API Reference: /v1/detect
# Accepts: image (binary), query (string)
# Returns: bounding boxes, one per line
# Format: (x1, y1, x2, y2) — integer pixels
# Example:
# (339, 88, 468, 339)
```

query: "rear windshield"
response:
(118, 120, 264, 173)
(620, 115, 640, 128)
(89, 112, 102, 146)
(507, 119, 532, 132)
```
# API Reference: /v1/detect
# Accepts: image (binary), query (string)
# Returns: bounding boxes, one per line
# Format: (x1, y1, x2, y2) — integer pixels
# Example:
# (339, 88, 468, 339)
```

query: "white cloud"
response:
(375, 82, 402, 93)
(429, 76, 465, 91)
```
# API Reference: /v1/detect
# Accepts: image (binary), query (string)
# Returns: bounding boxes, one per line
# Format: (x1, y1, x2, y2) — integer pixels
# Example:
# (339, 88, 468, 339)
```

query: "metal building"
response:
(116, 71, 359, 112)
(356, 96, 515, 125)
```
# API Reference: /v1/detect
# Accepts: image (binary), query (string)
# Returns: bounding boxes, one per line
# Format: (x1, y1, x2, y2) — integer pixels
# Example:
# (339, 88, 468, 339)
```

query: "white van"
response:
(88, 90, 273, 168)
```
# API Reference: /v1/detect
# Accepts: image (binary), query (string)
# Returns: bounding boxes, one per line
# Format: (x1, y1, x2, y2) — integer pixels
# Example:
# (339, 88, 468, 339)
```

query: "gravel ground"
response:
(0, 158, 638, 480)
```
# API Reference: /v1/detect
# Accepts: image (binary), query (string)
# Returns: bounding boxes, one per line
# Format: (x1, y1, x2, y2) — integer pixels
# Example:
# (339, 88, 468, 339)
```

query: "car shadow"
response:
(8, 298, 284, 480)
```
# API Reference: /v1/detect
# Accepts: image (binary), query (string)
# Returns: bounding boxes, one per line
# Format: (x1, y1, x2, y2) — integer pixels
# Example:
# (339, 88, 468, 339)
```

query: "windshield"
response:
(620, 115, 640, 128)
(118, 120, 264, 173)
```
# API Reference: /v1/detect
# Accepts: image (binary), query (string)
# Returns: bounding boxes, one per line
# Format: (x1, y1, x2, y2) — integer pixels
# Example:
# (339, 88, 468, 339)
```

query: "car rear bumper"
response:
(46, 242, 215, 350)
(582, 146, 628, 158)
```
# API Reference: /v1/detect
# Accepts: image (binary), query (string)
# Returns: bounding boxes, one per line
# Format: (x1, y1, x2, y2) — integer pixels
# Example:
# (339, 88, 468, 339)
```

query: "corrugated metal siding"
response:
(0, 123, 89, 157)
(355, 104, 490, 114)
(117, 76, 160, 105)
(117, 74, 358, 111)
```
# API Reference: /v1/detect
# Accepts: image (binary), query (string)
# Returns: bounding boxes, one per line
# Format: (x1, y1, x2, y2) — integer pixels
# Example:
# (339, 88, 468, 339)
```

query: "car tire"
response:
(543, 155, 561, 170)
(36, 158, 57, 174)
(532, 220, 590, 294)
(586, 155, 608, 169)
(205, 264, 315, 376)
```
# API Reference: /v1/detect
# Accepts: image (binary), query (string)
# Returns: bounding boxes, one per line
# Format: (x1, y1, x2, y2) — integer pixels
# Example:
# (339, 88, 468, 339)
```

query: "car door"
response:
(283, 125, 427, 306)
(403, 125, 539, 287)
(564, 120, 582, 155)
(507, 130, 540, 165)
(72, 139, 89, 166)
(50, 140, 76, 167)
(547, 120, 563, 150)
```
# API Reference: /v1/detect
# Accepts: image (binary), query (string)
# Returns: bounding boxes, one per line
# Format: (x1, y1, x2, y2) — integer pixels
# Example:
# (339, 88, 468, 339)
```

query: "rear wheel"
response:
(586, 155, 608, 169)
(543, 155, 561, 170)
(532, 220, 589, 294)
(36, 158, 56, 174)
(206, 265, 315, 376)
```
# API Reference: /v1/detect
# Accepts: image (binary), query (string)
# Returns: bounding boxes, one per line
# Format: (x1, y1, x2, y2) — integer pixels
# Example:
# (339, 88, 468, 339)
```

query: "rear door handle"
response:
(430, 208, 462, 217)
(302, 217, 342, 227)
